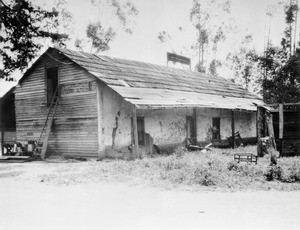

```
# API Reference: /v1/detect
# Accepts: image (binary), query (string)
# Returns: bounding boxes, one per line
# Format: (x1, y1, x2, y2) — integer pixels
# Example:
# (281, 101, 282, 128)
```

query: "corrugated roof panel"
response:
(109, 86, 263, 111)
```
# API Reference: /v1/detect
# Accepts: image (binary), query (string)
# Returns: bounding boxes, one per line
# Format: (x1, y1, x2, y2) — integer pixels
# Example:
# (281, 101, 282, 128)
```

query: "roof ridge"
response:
(55, 47, 210, 77)
(53, 47, 261, 100)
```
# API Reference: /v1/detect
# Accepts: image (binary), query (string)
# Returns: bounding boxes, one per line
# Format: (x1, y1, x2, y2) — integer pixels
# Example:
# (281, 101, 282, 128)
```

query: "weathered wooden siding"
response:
(14, 50, 98, 157)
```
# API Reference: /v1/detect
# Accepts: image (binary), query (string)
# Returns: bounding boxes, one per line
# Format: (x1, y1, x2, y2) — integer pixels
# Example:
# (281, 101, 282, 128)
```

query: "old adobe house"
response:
(1, 47, 263, 158)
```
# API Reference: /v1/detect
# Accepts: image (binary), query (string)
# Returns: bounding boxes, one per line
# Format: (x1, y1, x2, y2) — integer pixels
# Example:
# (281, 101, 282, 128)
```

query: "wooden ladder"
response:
(34, 86, 60, 160)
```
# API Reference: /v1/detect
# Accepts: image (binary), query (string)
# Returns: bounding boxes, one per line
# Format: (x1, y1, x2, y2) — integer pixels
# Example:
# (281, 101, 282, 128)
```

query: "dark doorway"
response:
(212, 117, 220, 140)
(137, 116, 145, 145)
(46, 67, 59, 105)
(186, 116, 196, 144)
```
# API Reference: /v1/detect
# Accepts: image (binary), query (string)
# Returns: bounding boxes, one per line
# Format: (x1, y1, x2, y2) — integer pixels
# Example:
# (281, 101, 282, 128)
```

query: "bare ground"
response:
(0, 159, 299, 230)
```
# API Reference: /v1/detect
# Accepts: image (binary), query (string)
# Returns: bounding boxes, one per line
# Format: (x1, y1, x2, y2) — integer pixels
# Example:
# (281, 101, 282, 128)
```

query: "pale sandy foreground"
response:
(0, 177, 299, 230)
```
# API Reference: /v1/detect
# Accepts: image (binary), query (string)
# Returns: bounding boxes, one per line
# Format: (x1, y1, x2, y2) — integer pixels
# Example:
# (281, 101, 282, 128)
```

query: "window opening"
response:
(46, 67, 59, 105)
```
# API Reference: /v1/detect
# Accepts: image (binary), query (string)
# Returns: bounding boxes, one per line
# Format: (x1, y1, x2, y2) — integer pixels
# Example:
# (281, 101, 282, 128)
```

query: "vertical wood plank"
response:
(132, 107, 139, 158)
(231, 110, 235, 148)
(96, 83, 105, 159)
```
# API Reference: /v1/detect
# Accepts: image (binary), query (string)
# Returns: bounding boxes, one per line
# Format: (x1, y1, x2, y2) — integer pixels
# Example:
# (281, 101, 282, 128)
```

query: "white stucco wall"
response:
(102, 85, 132, 150)
(196, 108, 256, 142)
(136, 108, 256, 149)
(137, 108, 193, 147)
(101, 88, 257, 156)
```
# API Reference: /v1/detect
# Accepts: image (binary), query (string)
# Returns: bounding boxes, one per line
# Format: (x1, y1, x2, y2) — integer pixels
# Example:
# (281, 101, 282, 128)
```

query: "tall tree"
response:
(0, 0, 71, 80)
(75, 0, 138, 53)
(257, 1, 300, 103)
(226, 35, 261, 94)
(190, 0, 231, 73)
(158, 0, 232, 74)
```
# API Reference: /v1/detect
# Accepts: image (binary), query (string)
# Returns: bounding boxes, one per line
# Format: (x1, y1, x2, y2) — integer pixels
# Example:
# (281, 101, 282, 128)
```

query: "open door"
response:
(186, 116, 196, 145)
(212, 117, 220, 140)
(137, 116, 145, 146)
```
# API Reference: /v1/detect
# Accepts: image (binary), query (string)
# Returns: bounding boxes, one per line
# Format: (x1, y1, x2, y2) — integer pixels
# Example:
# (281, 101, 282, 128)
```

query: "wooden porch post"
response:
(193, 108, 197, 144)
(257, 107, 262, 140)
(279, 103, 284, 156)
(266, 113, 277, 150)
(231, 110, 235, 148)
(132, 107, 139, 158)
(96, 83, 105, 159)
(0, 130, 3, 156)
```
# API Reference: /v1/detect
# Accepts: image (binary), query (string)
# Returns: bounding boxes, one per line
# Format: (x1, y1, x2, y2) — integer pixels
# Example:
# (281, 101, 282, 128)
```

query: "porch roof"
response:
(109, 86, 262, 111)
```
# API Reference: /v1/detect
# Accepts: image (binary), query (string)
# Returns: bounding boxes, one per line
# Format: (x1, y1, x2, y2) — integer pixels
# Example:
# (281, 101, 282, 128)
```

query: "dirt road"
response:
(0, 176, 299, 230)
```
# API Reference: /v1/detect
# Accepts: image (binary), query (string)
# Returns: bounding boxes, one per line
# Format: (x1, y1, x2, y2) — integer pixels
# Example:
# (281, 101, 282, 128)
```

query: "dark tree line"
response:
(0, 0, 138, 81)
(0, 0, 69, 80)
(257, 2, 300, 103)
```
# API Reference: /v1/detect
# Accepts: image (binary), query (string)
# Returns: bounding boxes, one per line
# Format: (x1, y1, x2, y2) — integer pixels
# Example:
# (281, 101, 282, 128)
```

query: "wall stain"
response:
(159, 121, 163, 132)
(112, 110, 121, 148)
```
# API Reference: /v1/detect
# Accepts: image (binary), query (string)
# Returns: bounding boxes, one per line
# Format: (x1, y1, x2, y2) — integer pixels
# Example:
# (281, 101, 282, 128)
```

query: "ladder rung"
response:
(36, 85, 60, 160)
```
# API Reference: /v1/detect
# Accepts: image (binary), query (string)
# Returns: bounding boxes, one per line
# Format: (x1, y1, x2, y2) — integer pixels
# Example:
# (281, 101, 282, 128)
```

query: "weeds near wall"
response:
(20, 145, 300, 191)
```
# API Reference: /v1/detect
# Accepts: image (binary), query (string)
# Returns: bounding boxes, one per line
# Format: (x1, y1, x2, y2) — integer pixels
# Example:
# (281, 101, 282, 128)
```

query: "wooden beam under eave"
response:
(231, 110, 235, 149)
(96, 83, 105, 159)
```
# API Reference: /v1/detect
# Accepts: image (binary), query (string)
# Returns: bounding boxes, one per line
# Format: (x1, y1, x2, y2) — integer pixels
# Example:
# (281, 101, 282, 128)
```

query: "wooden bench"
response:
(234, 153, 258, 164)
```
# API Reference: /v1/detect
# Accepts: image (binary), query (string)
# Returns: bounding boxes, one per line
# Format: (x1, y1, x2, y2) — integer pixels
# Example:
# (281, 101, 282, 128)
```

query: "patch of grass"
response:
(139, 146, 300, 191)
(16, 145, 300, 191)
(277, 157, 300, 183)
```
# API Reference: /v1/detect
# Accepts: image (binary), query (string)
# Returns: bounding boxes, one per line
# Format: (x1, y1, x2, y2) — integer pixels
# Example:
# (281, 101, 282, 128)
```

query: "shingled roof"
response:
(47, 48, 264, 110)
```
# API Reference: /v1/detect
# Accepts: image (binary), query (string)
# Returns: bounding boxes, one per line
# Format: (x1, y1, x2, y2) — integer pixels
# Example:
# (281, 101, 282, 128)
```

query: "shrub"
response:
(264, 165, 283, 181)
(192, 166, 216, 186)
(280, 160, 300, 183)
(149, 147, 300, 190)
(227, 161, 239, 171)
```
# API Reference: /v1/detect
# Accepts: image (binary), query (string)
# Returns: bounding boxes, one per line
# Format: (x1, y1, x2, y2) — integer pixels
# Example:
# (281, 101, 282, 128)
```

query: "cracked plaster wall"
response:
(102, 86, 132, 151)
(197, 108, 256, 142)
(137, 108, 256, 147)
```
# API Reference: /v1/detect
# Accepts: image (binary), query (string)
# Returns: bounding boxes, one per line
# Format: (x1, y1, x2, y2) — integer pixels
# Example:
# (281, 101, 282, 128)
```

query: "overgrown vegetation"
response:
(10, 146, 300, 192)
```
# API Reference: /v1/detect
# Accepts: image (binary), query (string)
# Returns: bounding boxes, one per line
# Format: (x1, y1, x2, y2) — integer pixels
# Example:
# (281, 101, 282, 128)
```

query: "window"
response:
(137, 116, 145, 145)
(46, 67, 59, 105)
(212, 117, 220, 140)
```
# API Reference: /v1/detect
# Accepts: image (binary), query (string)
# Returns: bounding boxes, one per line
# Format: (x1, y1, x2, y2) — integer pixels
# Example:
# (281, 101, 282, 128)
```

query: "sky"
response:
(0, 0, 291, 96)
(63, 0, 287, 64)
